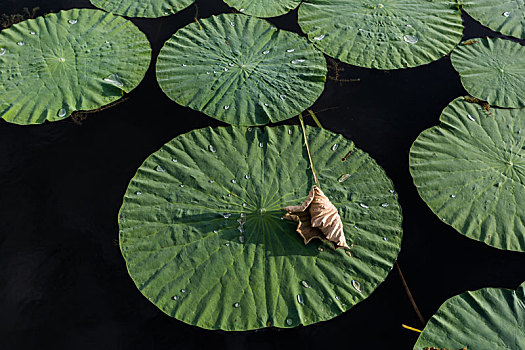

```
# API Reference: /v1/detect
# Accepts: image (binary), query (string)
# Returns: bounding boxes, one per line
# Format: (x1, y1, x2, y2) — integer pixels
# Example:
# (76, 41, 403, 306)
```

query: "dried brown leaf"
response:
(283, 186, 349, 250)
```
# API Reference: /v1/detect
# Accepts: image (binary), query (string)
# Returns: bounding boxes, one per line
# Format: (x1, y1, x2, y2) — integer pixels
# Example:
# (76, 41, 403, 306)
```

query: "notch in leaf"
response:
(284, 185, 349, 250)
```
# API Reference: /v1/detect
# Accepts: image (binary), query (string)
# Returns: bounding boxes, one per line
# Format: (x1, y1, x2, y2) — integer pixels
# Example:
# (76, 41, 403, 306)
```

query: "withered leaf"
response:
(283, 186, 349, 250)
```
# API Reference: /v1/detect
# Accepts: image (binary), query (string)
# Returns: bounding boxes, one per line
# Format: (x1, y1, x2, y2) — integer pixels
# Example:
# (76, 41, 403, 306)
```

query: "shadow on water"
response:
(0, 0, 525, 349)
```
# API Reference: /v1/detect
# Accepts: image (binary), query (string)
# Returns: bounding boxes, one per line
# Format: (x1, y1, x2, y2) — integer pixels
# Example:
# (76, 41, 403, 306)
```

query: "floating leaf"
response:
(90, 0, 194, 18)
(451, 37, 525, 108)
(119, 125, 402, 330)
(461, 0, 525, 39)
(284, 185, 349, 249)
(414, 282, 525, 349)
(223, 0, 301, 18)
(0, 9, 151, 125)
(410, 97, 525, 252)
(297, 0, 463, 69)
(156, 14, 327, 126)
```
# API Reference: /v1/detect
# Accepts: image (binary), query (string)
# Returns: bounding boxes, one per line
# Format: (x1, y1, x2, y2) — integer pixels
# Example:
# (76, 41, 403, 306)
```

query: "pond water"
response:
(0, 0, 524, 348)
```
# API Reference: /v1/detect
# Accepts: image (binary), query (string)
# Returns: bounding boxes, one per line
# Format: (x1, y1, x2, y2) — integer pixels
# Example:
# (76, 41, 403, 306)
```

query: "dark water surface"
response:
(1, 1, 524, 349)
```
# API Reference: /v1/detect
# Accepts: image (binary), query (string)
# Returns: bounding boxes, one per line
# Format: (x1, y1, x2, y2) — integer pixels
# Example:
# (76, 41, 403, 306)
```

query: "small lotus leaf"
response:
(0, 9, 151, 124)
(156, 14, 327, 126)
(297, 0, 463, 69)
(451, 37, 525, 108)
(410, 97, 525, 252)
(414, 282, 525, 349)
(461, 0, 525, 39)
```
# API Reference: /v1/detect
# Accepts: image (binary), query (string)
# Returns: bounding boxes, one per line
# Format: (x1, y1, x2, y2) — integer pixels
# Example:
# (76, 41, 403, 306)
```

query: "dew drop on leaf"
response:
(352, 279, 362, 293)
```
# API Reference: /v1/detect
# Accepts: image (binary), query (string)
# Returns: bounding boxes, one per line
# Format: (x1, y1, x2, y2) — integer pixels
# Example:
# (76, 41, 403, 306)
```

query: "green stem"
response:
(299, 113, 320, 188)
(307, 109, 323, 129)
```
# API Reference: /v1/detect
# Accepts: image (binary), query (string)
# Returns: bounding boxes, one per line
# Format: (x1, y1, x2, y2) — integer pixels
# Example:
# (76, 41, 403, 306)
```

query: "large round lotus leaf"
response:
(414, 282, 525, 349)
(119, 125, 402, 330)
(451, 38, 525, 108)
(222, 0, 301, 18)
(0, 9, 151, 125)
(297, 0, 463, 70)
(410, 97, 525, 252)
(461, 0, 525, 39)
(156, 14, 327, 126)
(90, 0, 194, 18)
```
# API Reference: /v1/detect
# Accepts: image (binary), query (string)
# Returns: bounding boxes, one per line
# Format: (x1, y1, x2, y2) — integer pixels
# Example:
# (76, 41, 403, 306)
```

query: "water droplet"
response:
(286, 48, 295, 53)
(0, 48, 5, 55)
(234, 302, 240, 308)
(103, 74, 124, 88)
(450, 194, 456, 198)
(335, 296, 340, 300)
(378, 3, 384, 8)
(389, 189, 395, 193)
(263, 50, 270, 55)
(403, 34, 418, 44)
(383, 237, 388, 241)
(227, 193, 232, 198)
(467, 114, 476, 122)
(242, 203, 247, 207)
(206, 71, 210, 74)
(288, 129, 292, 135)
(231, 179, 236, 184)
(359, 203, 369, 209)
(230, 22, 235, 26)
(172, 295, 179, 300)
(240, 8, 245, 12)
(331, 144, 338, 151)
(182, 63, 187, 67)
(213, 230, 218, 234)
(286, 318, 293, 326)
(317, 246, 324, 252)
(297, 294, 304, 304)
(58, 57, 65, 62)
(225, 242, 230, 246)
(223, 213, 231, 219)
(381, 203, 389, 207)
(156, 165, 166, 172)
(136, 191, 142, 195)
(280, 94, 286, 101)
(264, 103, 269, 107)
(239, 235, 245, 243)
(291, 59, 305, 64)
(224, 67, 228, 72)
(301, 280, 311, 288)
(209, 180, 214, 183)
(224, 105, 230, 110)
(229, 62, 234, 67)
(208, 145, 216, 152)
(172, 158, 178, 163)
(68, 19, 78, 24)
(503, 11, 510, 17)
(30, 31, 36, 35)
(57, 108, 67, 118)
(259, 142, 264, 148)
(313, 34, 325, 41)
(338, 174, 351, 182)
(352, 280, 362, 293)
(164, 11, 169, 15)
(17, 41, 24, 46)
(181, 289, 186, 293)
(179, 184, 184, 187)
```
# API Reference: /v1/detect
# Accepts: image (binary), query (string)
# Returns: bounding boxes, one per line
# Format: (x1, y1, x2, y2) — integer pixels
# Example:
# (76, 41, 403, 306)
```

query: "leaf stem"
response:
(401, 324, 422, 333)
(307, 109, 323, 129)
(395, 261, 426, 326)
(299, 113, 320, 188)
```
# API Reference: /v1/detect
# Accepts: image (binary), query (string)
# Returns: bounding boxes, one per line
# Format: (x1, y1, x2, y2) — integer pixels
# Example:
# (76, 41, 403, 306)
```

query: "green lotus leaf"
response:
(119, 125, 402, 330)
(451, 38, 525, 108)
(461, 0, 525, 39)
(89, 0, 194, 18)
(222, 0, 301, 18)
(410, 97, 525, 252)
(414, 282, 525, 349)
(156, 14, 327, 126)
(0, 9, 151, 125)
(297, 0, 463, 70)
